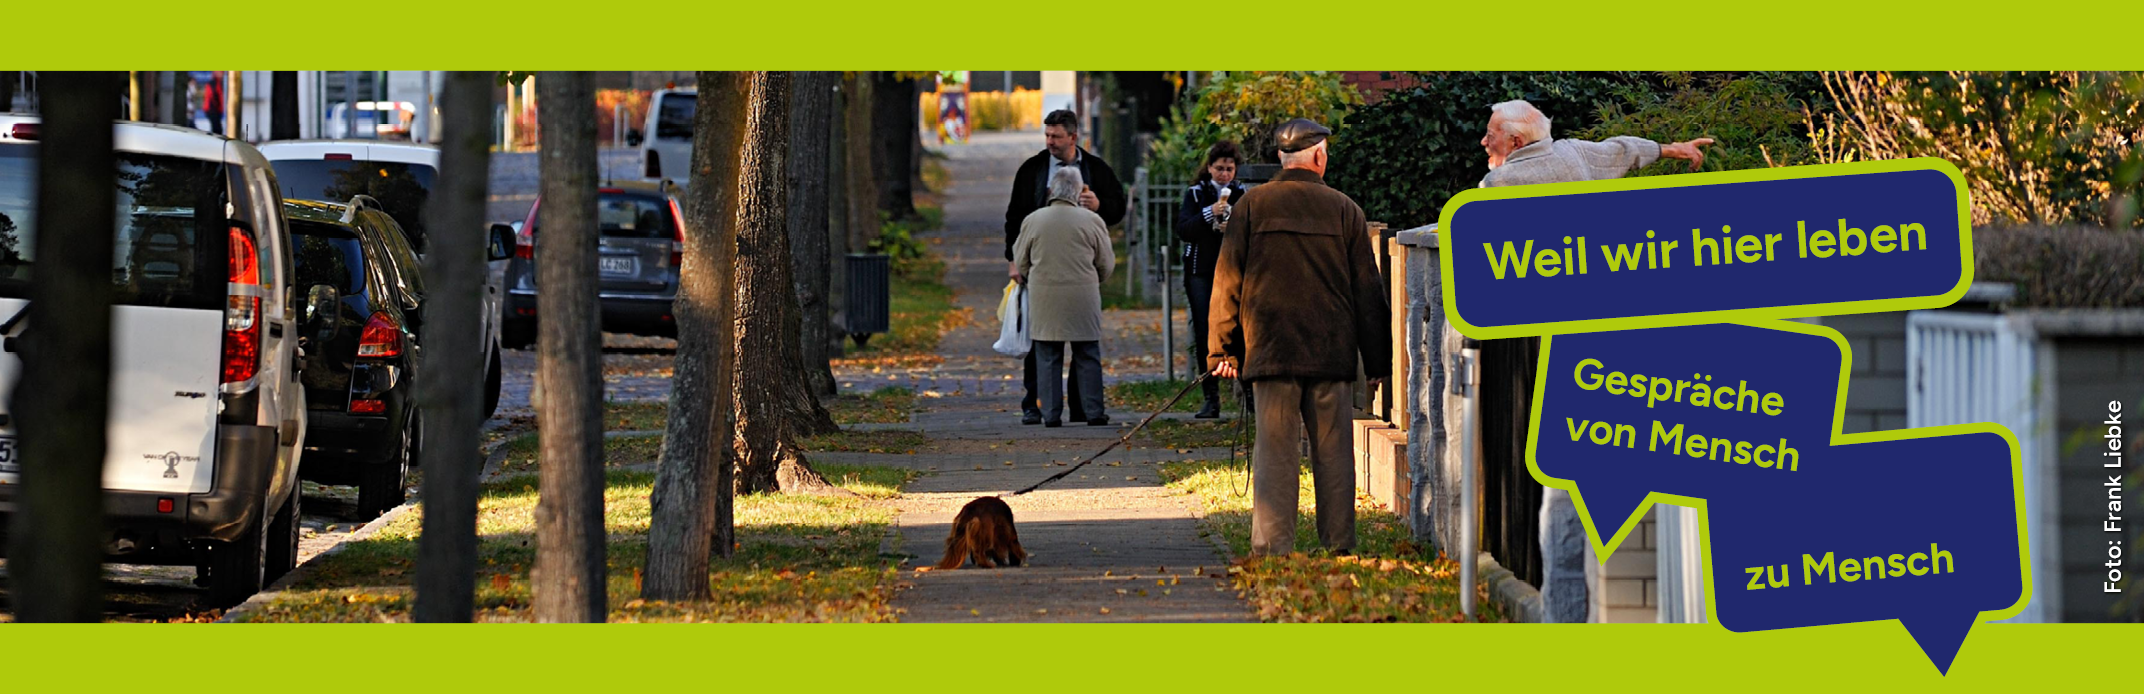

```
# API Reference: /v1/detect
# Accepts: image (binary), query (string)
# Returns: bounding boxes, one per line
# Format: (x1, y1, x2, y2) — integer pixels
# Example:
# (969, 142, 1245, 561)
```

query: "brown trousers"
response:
(1250, 378, 1355, 556)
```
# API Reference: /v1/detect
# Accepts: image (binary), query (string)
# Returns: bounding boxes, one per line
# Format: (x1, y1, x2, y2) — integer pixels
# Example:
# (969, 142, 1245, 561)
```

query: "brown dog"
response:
(936, 496, 1027, 569)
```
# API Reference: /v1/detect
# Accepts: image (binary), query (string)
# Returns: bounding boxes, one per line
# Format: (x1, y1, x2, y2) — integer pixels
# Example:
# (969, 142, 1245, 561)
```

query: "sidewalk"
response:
(881, 131, 1250, 622)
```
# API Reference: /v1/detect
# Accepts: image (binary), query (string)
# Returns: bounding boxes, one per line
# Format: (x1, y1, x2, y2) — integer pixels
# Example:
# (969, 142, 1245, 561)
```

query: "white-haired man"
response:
(1463, 99, 1711, 624)
(1479, 99, 1712, 186)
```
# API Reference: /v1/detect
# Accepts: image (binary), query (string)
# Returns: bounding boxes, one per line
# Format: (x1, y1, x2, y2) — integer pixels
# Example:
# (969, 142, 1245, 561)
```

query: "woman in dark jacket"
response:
(1173, 141, 1245, 418)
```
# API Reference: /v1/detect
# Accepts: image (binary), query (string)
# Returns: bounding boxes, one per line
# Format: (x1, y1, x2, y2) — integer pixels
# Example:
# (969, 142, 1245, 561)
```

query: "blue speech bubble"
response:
(1527, 321, 2027, 674)
(1439, 159, 1974, 339)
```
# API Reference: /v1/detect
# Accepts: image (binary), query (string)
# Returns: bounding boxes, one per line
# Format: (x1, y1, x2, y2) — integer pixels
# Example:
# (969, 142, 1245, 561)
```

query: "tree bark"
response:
(413, 72, 493, 623)
(732, 72, 846, 497)
(871, 73, 919, 222)
(643, 71, 748, 601)
(6, 72, 120, 622)
(270, 72, 300, 140)
(826, 80, 851, 360)
(843, 73, 879, 253)
(531, 71, 607, 623)
(789, 71, 838, 397)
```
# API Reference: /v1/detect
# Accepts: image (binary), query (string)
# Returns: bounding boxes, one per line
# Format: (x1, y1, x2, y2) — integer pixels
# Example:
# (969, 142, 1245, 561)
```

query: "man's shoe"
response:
(1021, 412, 1043, 426)
(1087, 415, 1111, 426)
(1193, 400, 1221, 419)
(1044, 419, 1063, 428)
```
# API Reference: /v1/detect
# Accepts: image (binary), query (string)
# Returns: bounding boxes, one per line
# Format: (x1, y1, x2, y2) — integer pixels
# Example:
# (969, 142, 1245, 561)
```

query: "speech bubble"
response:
(1527, 321, 2028, 674)
(1438, 159, 1973, 339)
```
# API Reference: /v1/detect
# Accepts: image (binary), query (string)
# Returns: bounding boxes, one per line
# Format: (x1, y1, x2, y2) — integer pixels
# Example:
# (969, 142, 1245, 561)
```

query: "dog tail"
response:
(936, 513, 971, 569)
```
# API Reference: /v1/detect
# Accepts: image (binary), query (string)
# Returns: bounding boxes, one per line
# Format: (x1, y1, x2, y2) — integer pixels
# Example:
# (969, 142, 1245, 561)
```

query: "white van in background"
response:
(631, 88, 695, 182)
(256, 140, 509, 418)
(0, 115, 308, 607)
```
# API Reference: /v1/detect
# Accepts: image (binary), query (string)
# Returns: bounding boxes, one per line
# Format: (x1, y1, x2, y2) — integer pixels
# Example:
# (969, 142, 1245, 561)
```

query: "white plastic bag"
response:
(992, 280, 1030, 356)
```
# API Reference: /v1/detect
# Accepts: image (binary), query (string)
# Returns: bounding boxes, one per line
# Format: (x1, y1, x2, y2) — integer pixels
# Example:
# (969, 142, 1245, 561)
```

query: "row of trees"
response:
(533, 70, 912, 616)
(5, 70, 928, 621)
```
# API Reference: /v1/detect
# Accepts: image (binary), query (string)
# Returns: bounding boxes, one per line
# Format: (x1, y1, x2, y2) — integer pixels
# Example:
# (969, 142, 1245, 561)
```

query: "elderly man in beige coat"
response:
(1013, 167, 1116, 427)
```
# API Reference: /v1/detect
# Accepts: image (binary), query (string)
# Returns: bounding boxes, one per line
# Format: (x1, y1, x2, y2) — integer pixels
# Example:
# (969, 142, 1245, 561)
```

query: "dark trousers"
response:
(1024, 348, 1085, 420)
(1034, 340, 1104, 424)
(1250, 378, 1354, 555)
(1184, 273, 1221, 406)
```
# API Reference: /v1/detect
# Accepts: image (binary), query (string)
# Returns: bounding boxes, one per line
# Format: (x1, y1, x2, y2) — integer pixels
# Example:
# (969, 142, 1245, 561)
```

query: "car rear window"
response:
(597, 195, 676, 239)
(289, 220, 366, 296)
(0, 145, 230, 309)
(528, 192, 677, 240)
(655, 93, 696, 140)
(271, 159, 435, 251)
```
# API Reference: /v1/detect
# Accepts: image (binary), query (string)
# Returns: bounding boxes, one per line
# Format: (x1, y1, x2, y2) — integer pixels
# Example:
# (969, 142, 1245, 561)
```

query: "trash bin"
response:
(845, 253, 891, 347)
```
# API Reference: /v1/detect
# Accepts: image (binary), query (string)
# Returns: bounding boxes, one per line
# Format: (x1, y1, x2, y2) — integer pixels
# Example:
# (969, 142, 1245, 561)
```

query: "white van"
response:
(256, 140, 509, 417)
(631, 89, 695, 182)
(0, 115, 308, 607)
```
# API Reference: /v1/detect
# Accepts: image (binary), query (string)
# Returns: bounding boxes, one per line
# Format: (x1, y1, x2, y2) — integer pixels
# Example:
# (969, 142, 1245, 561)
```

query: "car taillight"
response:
(644, 149, 661, 178)
(516, 202, 537, 259)
(358, 312, 402, 358)
(221, 225, 262, 386)
(349, 399, 386, 414)
(669, 197, 687, 267)
(7, 123, 38, 141)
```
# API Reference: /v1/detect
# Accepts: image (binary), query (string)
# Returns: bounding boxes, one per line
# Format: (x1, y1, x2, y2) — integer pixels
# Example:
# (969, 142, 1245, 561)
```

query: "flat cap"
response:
(1275, 118, 1331, 153)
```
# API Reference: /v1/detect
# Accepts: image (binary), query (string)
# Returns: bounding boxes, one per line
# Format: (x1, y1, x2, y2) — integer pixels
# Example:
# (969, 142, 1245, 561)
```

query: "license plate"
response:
(0, 436, 15, 474)
(601, 256, 637, 275)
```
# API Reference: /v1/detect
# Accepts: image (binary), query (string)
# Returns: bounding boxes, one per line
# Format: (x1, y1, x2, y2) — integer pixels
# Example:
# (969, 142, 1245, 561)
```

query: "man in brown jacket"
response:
(1209, 118, 1390, 556)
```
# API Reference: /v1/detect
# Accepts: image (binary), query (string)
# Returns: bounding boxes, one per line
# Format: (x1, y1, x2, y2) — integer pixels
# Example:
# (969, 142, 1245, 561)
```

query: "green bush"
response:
(1975, 225, 2144, 308)
(1325, 72, 1667, 229)
(1147, 72, 1363, 181)
(1578, 72, 1823, 177)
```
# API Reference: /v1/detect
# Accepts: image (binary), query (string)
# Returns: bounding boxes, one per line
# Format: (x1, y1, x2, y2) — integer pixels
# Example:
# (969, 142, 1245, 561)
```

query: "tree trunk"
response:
(871, 73, 918, 221)
(843, 73, 879, 253)
(789, 71, 838, 397)
(643, 71, 748, 601)
(5, 72, 120, 622)
(531, 71, 607, 623)
(412, 71, 494, 623)
(826, 80, 851, 361)
(732, 72, 847, 497)
(270, 72, 300, 140)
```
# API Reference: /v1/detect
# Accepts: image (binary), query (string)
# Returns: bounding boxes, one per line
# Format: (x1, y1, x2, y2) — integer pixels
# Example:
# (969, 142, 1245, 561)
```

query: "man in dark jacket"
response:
(1005, 109, 1127, 425)
(1209, 119, 1390, 557)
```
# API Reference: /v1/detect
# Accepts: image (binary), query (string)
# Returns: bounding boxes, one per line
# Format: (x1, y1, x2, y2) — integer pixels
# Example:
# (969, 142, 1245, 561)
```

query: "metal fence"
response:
(1905, 310, 2054, 622)
(1130, 167, 1191, 379)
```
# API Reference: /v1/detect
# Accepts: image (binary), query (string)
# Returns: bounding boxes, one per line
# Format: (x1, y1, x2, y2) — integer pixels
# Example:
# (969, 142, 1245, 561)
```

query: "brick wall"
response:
(1602, 507, 1659, 623)
(1810, 312, 1910, 433)
(1338, 72, 1421, 104)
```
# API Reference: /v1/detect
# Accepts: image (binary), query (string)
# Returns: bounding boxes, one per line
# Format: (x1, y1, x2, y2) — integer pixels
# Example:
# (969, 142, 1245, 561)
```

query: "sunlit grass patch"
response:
(240, 465, 916, 623)
(1159, 459, 1504, 623)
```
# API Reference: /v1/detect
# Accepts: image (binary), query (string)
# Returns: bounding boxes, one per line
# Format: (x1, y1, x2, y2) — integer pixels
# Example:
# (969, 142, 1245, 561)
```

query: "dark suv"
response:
(284, 199, 425, 519)
(502, 181, 684, 346)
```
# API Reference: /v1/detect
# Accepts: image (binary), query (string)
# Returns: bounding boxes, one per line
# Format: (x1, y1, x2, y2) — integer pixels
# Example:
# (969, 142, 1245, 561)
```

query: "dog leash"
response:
(1007, 372, 1215, 497)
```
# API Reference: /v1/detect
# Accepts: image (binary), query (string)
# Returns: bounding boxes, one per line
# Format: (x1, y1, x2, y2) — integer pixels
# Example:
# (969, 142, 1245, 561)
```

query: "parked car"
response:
(257, 140, 510, 417)
(282, 198, 429, 520)
(0, 115, 307, 607)
(503, 181, 685, 345)
(628, 88, 694, 181)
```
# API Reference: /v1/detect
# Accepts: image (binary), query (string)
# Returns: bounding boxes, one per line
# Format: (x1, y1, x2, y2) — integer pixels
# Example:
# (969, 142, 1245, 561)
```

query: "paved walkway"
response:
(881, 131, 1250, 622)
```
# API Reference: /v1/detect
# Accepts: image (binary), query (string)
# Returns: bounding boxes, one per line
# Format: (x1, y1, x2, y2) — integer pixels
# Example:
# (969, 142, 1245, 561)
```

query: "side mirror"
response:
(304, 284, 341, 344)
(625, 129, 644, 147)
(488, 223, 518, 261)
